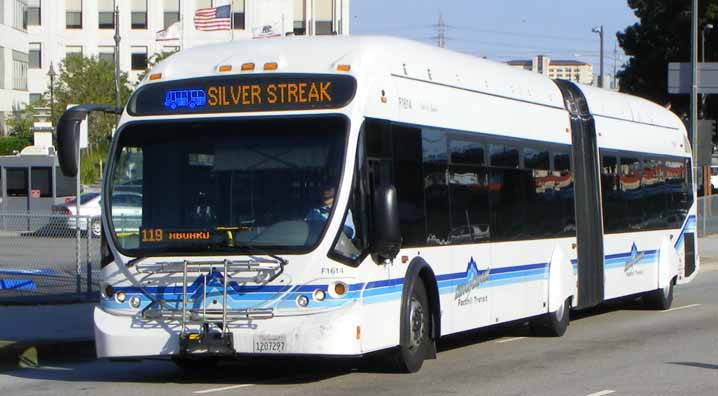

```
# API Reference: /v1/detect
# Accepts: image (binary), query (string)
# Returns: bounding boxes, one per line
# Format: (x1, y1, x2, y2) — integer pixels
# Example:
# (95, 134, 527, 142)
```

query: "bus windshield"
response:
(108, 116, 348, 256)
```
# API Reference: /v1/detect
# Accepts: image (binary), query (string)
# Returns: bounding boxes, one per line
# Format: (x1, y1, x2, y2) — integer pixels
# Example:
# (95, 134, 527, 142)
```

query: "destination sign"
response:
(128, 74, 357, 116)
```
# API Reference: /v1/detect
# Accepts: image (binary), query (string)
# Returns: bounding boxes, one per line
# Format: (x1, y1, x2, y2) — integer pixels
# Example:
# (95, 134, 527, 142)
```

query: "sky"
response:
(350, 0, 640, 76)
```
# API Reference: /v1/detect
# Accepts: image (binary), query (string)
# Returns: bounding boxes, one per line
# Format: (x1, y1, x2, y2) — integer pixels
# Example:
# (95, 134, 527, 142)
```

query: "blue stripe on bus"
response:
(0, 279, 37, 290)
(108, 214, 698, 312)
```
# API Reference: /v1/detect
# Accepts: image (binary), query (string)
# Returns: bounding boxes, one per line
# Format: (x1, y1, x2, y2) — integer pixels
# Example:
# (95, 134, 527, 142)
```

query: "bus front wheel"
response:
(530, 297, 570, 337)
(389, 280, 431, 373)
(643, 281, 674, 310)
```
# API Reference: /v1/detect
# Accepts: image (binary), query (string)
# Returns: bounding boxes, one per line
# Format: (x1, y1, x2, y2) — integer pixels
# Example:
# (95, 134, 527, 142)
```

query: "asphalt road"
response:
(1, 266, 717, 396)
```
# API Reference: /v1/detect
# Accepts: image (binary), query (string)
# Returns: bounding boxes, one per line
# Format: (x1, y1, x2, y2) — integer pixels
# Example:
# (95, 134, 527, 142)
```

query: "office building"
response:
(0, 0, 30, 136)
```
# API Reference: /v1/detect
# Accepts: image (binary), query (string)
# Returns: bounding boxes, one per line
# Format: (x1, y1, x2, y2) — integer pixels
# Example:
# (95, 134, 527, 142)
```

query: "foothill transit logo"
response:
(624, 242, 645, 276)
(454, 257, 490, 304)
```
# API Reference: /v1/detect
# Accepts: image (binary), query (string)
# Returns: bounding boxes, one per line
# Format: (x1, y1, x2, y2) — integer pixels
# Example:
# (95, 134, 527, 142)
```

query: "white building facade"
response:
(26, 0, 350, 103)
(507, 55, 594, 86)
(0, 0, 30, 135)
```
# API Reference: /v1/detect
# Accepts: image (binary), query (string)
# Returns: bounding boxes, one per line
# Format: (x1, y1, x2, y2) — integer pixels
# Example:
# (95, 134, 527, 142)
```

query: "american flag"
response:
(194, 4, 231, 31)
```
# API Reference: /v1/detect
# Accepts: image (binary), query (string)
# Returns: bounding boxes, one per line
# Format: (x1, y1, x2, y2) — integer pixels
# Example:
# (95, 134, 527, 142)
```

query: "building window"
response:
(293, 0, 305, 35)
(66, 0, 82, 29)
(98, 0, 113, 29)
(98, 46, 115, 64)
(315, 0, 333, 35)
(0, 47, 5, 90)
(7, 169, 28, 197)
(131, 0, 147, 29)
(65, 45, 83, 60)
(232, 0, 245, 29)
(12, 0, 27, 30)
(164, 0, 180, 29)
(29, 42, 41, 69)
(12, 50, 28, 91)
(27, 0, 40, 26)
(31, 167, 53, 197)
(131, 46, 148, 70)
(29, 93, 42, 104)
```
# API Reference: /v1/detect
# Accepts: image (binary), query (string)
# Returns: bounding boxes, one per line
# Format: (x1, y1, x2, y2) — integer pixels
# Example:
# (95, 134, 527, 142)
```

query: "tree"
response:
(617, 0, 718, 119)
(46, 54, 133, 151)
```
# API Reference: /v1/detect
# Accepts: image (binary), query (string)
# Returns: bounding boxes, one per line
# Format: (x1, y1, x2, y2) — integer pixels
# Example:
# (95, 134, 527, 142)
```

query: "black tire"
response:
(530, 298, 570, 337)
(172, 356, 220, 371)
(388, 280, 431, 373)
(643, 281, 674, 310)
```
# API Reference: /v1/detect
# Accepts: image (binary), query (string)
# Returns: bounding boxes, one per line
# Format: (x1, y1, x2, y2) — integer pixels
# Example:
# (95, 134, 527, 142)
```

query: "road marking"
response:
(496, 337, 527, 344)
(584, 390, 615, 396)
(661, 303, 701, 313)
(193, 384, 255, 394)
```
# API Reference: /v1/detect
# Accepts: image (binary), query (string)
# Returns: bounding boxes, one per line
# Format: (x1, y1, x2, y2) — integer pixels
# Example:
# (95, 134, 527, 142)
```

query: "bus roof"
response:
(139, 35, 686, 144)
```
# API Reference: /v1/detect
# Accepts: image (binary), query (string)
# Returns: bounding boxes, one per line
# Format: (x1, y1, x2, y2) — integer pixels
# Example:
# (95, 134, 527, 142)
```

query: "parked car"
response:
(51, 191, 142, 237)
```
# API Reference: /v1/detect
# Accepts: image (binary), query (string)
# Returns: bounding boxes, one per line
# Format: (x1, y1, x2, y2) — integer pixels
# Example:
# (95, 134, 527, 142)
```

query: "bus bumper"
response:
(94, 305, 364, 358)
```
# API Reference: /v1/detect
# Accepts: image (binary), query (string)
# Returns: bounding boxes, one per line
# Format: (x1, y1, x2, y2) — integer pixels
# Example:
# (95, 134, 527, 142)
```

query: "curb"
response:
(0, 339, 95, 372)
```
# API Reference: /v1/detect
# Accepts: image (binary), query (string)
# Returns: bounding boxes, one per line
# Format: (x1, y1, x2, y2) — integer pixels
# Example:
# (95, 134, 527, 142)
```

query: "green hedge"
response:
(0, 136, 32, 156)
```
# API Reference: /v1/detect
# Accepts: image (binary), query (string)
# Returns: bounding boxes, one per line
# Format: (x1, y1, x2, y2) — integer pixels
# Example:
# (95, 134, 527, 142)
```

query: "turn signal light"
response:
(334, 282, 347, 296)
(337, 64, 351, 72)
(218, 65, 233, 72)
(241, 63, 255, 71)
(148, 73, 162, 81)
(263, 62, 278, 71)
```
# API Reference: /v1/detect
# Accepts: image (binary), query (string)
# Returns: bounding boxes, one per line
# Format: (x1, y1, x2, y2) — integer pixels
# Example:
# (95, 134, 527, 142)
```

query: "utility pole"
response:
(437, 13, 446, 48)
(691, 0, 698, 188)
(592, 25, 604, 88)
(613, 41, 618, 90)
(113, 3, 121, 125)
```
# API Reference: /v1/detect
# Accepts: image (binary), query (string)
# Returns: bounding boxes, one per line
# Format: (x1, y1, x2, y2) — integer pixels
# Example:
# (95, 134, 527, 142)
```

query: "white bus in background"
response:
(56, 36, 697, 373)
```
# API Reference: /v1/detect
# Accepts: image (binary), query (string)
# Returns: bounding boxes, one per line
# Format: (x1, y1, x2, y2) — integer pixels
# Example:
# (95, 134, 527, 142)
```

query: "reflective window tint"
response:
(449, 166, 490, 243)
(450, 137, 484, 165)
(524, 148, 549, 170)
(601, 155, 622, 233)
(620, 157, 642, 230)
(422, 129, 450, 245)
(552, 152, 575, 236)
(490, 144, 519, 168)
(392, 125, 426, 247)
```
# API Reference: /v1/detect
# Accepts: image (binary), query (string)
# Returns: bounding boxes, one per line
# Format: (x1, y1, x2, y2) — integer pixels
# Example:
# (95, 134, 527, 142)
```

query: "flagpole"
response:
(180, 1, 185, 49)
(230, 0, 234, 42)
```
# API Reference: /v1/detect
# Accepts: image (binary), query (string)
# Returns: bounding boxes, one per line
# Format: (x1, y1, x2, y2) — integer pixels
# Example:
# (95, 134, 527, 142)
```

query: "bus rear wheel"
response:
(643, 281, 673, 310)
(389, 280, 430, 373)
(530, 297, 570, 337)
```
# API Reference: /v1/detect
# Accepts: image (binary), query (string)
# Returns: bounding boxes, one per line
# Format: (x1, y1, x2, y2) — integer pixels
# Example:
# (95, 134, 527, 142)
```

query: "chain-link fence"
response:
(698, 195, 718, 237)
(0, 212, 100, 304)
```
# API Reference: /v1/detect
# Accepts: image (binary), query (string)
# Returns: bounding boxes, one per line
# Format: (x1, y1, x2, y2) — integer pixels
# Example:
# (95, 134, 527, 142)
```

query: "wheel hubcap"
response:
(408, 296, 425, 352)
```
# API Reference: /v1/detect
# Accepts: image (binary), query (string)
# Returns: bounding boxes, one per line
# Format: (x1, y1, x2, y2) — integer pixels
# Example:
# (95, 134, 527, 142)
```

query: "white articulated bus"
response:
(56, 36, 697, 373)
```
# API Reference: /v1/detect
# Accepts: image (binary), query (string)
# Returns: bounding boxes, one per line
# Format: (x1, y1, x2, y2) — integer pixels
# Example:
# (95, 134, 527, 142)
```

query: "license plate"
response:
(253, 335, 286, 353)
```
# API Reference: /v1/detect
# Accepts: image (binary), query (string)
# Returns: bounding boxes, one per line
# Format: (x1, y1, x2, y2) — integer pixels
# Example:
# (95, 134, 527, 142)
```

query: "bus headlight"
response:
(296, 295, 309, 308)
(115, 291, 127, 304)
(128, 295, 141, 309)
(312, 289, 326, 302)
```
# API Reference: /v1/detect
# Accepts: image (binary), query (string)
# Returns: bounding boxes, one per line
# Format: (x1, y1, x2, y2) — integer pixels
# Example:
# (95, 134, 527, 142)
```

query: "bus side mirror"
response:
(56, 104, 121, 177)
(373, 184, 402, 261)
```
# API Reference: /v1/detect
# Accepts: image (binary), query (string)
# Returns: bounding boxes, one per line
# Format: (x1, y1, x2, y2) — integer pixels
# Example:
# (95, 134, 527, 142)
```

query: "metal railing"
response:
(0, 211, 100, 304)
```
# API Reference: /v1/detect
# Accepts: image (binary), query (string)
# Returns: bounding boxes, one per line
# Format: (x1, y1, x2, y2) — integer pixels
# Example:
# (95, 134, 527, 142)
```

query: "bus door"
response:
(553, 79, 605, 309)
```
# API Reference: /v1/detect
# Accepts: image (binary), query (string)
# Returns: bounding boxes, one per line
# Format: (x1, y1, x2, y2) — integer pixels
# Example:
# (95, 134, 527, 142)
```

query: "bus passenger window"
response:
(392, 125, 426, 247)
(552, 152, 575, 235)
(601, 155, 621, 233)
(422, 128, 450, 245)
(450, 137, 484, 165)
(620, 157, 642, 230)
(490, 144, 519, 168)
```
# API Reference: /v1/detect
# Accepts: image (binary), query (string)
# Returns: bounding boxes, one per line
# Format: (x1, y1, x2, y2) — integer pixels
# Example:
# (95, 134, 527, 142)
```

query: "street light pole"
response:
(113, 2, 121, 126)
(701, 24, 713, 117)
(47, 62, 56, 122)
(592, 25, 605, 88)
